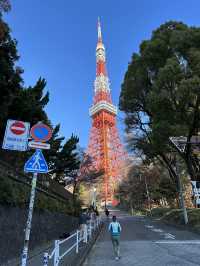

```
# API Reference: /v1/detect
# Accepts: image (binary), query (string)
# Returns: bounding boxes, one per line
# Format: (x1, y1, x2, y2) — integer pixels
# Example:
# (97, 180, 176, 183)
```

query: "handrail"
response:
(59, 231, 77, 244)
(43, 217, 102, 266)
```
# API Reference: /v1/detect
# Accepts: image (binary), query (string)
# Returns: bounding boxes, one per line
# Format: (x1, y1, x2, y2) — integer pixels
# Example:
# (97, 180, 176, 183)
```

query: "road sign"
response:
(169, 136, 187, 152)
(28, 141, 50, 150)
(10, 121, 26, 135)
(30, 123, 52, 142)
(24, 149, 48, 173)
(2, 120, 30, 151)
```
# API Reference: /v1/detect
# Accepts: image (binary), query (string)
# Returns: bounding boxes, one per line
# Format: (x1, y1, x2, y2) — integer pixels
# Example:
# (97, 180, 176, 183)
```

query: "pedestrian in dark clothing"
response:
(105, 208, 110, 218)
(79, 209, 90, 243)
(95, 207, 99, 217)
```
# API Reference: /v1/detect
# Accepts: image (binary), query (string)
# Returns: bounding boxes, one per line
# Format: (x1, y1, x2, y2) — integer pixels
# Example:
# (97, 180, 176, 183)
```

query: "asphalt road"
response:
(84, 210, 200, 266)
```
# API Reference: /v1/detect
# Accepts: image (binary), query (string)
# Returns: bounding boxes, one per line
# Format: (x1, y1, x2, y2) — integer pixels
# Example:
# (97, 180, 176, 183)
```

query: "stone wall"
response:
(0, 205, 78, 264)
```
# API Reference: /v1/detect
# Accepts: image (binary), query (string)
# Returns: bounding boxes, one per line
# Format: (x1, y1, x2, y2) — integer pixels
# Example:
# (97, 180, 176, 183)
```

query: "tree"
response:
(0, 13, 22, 140)
(50, 134, 80, 184)
(120, 21, 200, 182)
(0, 0, 11, 13)
(118, 164, 177, 212)
(0, 8, 81, 194)
(7, 78, 49, 125)
(0, 7, 49, 144)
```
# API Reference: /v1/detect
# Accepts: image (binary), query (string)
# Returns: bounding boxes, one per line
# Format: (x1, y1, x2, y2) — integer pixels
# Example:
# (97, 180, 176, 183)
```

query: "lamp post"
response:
(92, 187, 97, 208)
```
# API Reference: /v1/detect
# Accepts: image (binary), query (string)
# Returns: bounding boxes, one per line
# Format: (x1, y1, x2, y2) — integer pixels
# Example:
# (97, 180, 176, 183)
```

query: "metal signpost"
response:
(2, 119, 30, 151)
(169, 136, 188, 224)
(20, 123, 52, 266)
(170, 135, 200, 224)
(21, 149, 49, 266)
(1, 120, 52, 266)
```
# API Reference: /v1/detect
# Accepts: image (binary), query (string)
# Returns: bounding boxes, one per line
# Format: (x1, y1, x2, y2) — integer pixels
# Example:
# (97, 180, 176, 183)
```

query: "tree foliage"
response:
(120, 21, 200, 181)
(118, 164, 178, 211)
(0, 0, 11, 13)
(51, 134, 80, 183)
(0, 7, 81, 189)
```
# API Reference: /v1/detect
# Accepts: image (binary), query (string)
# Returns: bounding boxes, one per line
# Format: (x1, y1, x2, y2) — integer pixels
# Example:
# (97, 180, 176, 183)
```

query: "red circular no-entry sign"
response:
(10, 121, 26, 135)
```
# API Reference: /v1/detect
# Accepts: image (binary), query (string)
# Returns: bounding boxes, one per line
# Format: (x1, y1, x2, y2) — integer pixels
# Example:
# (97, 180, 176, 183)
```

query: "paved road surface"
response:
(84, 210, 200, 266)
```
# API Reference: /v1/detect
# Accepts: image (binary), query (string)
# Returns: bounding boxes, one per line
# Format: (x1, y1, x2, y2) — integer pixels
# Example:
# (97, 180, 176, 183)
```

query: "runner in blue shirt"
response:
(108, 215, 122, 260)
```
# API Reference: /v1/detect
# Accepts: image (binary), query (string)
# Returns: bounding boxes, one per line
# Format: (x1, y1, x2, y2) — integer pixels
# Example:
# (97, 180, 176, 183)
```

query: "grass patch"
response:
(0, 174, 75, 215)
(148, 207, 172, 218)
(150, 207, 200, 234)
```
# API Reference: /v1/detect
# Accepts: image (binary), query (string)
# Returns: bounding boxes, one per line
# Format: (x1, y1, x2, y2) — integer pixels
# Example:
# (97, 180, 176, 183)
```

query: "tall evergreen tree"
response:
(0, 0, 11, 13)
(50, 134, 80, 184)
(0, 10, 22, 140)
(120, 21, 200, 181)
(0, 4, 81, 193)
(7, 78, 49, 125)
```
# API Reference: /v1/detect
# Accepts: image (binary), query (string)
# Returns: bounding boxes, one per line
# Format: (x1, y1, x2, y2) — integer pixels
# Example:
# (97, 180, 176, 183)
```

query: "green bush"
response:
(150, 207, 172, 218)
(0, 174, 75, 214)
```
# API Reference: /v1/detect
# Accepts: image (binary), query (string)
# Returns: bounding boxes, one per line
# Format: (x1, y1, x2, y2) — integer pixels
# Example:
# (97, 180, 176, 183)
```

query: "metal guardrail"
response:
(43, 217, 102, 266)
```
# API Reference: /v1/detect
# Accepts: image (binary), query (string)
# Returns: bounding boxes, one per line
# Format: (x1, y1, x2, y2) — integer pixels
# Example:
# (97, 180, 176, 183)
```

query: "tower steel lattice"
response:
(86, 19, 126, 204)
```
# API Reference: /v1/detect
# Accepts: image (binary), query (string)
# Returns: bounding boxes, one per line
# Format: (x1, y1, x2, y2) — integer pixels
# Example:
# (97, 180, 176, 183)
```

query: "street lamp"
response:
(92, 187, 97, 208)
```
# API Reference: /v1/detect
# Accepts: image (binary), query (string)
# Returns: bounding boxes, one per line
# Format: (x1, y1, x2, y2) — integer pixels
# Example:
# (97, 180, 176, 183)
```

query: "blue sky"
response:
(4, 0, 200, 148)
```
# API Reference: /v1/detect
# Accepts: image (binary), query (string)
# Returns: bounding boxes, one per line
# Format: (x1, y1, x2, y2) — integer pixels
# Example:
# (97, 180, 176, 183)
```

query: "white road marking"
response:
(155, 240, 200, 244)
(163, 233, 175, 239)
(145, 224, 175, 240)
(152, 228, 164, 233)
(145, 225, 154, 229)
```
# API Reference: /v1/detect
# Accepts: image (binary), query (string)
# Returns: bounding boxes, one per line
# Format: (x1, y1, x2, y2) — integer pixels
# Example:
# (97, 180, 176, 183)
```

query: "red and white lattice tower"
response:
(86, 19, 126, 204)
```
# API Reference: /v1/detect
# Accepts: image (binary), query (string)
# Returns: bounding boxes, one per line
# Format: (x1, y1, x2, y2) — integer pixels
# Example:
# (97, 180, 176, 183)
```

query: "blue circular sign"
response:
(30, 123, 52, 142)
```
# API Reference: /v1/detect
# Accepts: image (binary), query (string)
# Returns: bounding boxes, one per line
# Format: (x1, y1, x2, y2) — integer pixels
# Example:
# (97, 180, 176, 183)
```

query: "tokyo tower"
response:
(86, 19, 126, 205)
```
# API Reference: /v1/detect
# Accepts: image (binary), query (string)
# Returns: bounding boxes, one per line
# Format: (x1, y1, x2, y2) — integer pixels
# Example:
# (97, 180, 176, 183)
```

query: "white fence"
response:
(43, 217, 102, 266)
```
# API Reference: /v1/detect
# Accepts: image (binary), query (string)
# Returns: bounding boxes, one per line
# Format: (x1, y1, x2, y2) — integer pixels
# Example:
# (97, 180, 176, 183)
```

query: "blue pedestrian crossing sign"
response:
(24, 149, 48, 173)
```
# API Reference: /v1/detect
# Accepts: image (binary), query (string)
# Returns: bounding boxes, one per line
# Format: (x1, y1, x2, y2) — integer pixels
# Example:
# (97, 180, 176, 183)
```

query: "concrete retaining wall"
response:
(0, 205, 78, 264)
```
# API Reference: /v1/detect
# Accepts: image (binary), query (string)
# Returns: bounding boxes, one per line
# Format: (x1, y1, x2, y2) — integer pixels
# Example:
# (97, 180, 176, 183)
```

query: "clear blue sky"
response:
(4, 0, 200, 148)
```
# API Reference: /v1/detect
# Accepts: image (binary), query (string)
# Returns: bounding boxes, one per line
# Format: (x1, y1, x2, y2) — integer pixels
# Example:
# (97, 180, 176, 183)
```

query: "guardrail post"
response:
(86, 225, 88, 243)
(84, 225, 87, 243)
(43, 252, 49, 266)
(54, 240, 59, 266)
(76, 230, 79, 253)
(89, 220, 92, 238)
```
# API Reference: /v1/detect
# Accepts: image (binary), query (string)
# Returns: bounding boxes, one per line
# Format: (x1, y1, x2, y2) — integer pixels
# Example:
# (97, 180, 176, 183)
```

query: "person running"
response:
(108, 215, 122, 260)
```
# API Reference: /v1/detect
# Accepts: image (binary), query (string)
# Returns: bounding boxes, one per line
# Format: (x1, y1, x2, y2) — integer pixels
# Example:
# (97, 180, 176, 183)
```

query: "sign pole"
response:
(176, 159, 188, 225)
(169, 137, 189, 225)
(21, 172, 38, 266)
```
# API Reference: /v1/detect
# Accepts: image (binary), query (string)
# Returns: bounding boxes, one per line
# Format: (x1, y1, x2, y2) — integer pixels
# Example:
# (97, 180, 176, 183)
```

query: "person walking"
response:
(105, 207, 110, 219)
(108, 215, 122, 260)
(79, 209, 90, 243)
(94, 207, 99, 217)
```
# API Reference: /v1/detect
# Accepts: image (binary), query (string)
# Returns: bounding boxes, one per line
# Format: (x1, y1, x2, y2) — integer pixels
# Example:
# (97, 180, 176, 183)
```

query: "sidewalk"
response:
(83, 210, 200, 266)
